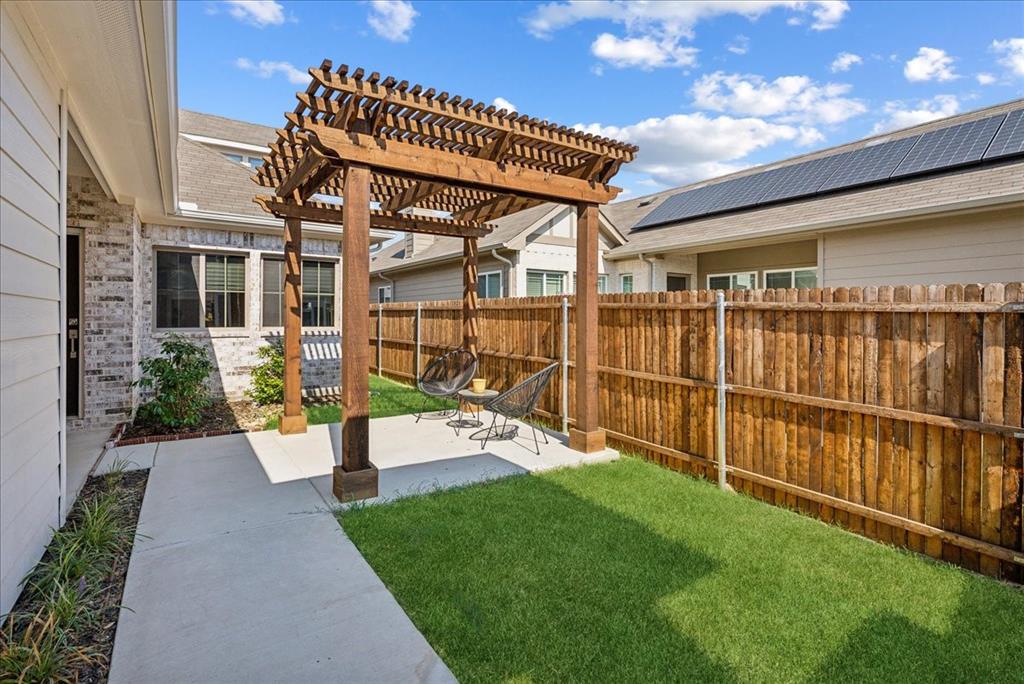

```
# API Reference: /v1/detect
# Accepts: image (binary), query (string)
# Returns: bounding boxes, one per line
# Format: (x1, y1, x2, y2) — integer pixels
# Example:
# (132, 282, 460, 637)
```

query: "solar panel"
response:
(892, 114, 1005, 177)
(984, 108, 1024, 160)
(632, 186, 712, 228)
(712, 167, 788, 213)
(756, 153, 849, 204)
(817, 135, 919, 192)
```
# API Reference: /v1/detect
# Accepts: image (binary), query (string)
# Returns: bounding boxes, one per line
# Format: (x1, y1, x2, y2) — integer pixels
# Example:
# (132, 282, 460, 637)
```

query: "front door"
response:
(66, 234, 81, 417)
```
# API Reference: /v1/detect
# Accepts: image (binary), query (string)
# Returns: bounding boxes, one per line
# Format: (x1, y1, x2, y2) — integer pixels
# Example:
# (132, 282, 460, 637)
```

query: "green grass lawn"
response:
(339, 458, 1024, 683)
(264, 375, 451, 429)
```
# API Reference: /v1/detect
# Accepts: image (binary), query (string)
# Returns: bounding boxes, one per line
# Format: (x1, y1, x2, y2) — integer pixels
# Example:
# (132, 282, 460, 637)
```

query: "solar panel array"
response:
(633, 107, 1023, 231)
(891, 114, 1005, 177)
(984, 108, 1024, 160)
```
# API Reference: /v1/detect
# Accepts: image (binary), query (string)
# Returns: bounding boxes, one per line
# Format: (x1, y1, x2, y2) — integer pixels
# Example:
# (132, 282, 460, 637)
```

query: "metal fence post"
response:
(377, 303, 382, 376)
(561, 295, 569, 434)
(415, 301, 422, 381)
(716, 291, 727, 491)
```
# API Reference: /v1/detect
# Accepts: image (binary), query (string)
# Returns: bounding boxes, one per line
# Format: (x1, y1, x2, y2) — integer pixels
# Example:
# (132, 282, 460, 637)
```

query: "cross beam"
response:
(305, 123, 622, 205)
(254, 196, 494, 238)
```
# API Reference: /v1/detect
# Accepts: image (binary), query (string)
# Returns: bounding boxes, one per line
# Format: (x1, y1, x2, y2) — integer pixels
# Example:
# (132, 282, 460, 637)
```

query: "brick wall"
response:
(137, 223, 344, 399)
(68, 175, 140, 429)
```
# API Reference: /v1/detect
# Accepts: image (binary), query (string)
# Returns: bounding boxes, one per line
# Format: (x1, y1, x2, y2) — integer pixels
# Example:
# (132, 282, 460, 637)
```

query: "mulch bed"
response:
(3, 469, 148, 683)
(119, 400, 274, 443)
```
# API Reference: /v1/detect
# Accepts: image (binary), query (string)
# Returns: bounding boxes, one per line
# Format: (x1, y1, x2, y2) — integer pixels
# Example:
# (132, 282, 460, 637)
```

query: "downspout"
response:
(492, 249, 515, 297)
(640, 252, 657, 291)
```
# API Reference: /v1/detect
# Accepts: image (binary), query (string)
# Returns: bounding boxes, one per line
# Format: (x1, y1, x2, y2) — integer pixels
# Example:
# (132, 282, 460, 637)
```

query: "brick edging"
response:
(114, 428, 249, 447)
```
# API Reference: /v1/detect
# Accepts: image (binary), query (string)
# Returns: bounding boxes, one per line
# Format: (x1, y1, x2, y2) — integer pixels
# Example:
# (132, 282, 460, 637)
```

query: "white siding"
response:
(0, 5, 63, 615)
(822, 207, 1024, 288)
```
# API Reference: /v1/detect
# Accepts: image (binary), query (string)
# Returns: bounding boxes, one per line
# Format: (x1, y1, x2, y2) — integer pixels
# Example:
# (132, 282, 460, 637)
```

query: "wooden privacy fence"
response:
(368, 284, 1024, 581)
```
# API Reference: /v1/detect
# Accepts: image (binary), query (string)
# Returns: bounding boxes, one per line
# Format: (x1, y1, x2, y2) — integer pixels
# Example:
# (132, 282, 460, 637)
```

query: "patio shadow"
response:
(341, 474, 729, 682)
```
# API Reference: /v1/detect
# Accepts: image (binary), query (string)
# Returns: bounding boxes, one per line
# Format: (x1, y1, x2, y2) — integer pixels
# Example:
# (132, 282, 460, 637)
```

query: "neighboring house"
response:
(604, 100, 1024, 290)
(370, 203, 629, 302)
(1, 1, 390, 615)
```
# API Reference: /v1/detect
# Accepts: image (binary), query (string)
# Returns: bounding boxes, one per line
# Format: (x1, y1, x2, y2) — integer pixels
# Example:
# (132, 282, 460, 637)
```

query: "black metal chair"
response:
(481, 362, 560, 454)
(415, 348, 478, 422)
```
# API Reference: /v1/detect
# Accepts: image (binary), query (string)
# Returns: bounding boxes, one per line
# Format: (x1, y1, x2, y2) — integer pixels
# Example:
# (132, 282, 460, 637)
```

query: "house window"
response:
(261, 258, 336, 327)
(526, 270, 565, 296)
(620, 273, 634, 293)
(377, 285, 393, 303)
(708, 272, 757, 290)
(156, 251, 201, 328)
(478, 271, 502, 299)
(204, 255, 246, 327)
(248, 156, 263, 169)
(571, 273, 608, 293)
(302, 260, 336, 327)
(223, 152, 243, 164)
(765, 268, 817, 289)
(261, 258, 285, 327)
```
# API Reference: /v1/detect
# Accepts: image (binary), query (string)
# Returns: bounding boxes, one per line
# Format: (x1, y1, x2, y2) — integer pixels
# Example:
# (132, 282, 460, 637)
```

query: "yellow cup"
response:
(471, 378, 486, 393)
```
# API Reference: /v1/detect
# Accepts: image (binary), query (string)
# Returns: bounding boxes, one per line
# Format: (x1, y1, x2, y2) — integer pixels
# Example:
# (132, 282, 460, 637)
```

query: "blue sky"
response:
(179, 0, 1024, 199)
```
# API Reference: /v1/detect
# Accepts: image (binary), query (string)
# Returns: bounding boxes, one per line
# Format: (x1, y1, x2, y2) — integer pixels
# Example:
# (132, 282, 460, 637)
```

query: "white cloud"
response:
(976, 72, 996, 85)
(235, 57, 310, 84)
(492, 97, 518, 113)
(574, 112, 804, 186)
(691, 71, 866, 125)
(871, 95, 960, 134)
(526, 2, 847, 71)
(591, 33, 698, 69)
(526, 1, 848, 39)
(991, 37, 1024, 77)
(727, 35, 750, 55)
(830, 51, 862, 72)
(367, 0, 418, 42)
(904, 47, 957, 82)
(223, 0, 285, 27)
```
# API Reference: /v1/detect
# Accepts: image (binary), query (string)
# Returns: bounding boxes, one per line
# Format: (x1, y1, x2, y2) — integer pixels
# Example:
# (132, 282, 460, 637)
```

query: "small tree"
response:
(135, 335, 214, 428)
(246, 339, 284, 406)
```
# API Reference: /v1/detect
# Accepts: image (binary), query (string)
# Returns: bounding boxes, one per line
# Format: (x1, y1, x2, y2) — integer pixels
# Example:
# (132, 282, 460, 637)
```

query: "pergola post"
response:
(463, 237, 479, 357)
(279, 217, 307, 435)
(334, 161, 378, 501)
(569, 202, 605, 453)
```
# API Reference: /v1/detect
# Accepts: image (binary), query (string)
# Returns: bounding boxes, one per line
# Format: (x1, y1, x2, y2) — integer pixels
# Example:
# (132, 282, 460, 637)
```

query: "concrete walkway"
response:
(107, 433, 455, 683)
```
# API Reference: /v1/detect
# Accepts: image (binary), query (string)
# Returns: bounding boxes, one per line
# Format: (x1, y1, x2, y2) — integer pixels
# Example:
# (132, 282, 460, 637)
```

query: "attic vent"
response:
(638, 199, 655, 207)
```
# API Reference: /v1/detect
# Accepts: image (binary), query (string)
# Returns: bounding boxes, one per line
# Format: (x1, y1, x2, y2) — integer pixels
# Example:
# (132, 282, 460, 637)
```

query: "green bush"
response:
(247, 339, 285, 406)
(134, 335, 213, 428)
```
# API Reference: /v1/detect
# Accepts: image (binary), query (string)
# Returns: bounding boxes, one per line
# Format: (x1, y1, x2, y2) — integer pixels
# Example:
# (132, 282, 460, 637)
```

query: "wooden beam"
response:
(380, 180, 445, 212)
(308, 69, 635, 161)
(463, 237, 479, 357)
(279, 217, 307, 435)
(569, 202, 604, 453)
(305, 123, 622, 205)
(335, 162, 378, 501)
(254, 196, 494, 238)
(275, 147, 326, 199)
(454, 194, 542, 223)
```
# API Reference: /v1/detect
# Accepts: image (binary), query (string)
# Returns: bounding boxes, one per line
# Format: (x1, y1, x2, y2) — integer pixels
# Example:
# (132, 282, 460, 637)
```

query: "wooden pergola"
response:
(252, 60, 636, 501)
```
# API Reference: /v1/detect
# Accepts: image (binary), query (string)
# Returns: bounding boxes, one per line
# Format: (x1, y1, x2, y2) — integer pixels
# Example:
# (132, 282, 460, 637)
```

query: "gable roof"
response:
(605, 98, 1024, 258)
(177, 135, 267, 218)
(179, 109, 275, 148)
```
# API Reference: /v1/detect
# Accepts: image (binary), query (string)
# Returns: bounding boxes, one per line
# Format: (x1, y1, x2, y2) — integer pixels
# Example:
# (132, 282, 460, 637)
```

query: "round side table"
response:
(449, 388, 498, 434)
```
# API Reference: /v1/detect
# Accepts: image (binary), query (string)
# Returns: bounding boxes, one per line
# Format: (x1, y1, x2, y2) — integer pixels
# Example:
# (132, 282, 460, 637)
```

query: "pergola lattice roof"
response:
(252, 60, 637, 234)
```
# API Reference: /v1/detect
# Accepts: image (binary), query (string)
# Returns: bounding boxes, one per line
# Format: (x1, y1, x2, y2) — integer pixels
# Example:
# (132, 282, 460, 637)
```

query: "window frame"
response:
(153, 247, 250, 332)
(707, 271, 758, 291)
(571, 272, 608, 294)
(377, 285, 393, 304)
(259, 255, 340, 330)
(763, 267, 818, 290)
(525, 269, 567, 297)
(620, 273, 634, 294)
(477, 270, 502, 299)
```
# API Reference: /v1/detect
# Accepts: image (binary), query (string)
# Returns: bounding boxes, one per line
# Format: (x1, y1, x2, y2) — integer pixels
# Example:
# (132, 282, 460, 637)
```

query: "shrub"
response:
(134, 335, 213, 428)
(247, 339, 285, 406)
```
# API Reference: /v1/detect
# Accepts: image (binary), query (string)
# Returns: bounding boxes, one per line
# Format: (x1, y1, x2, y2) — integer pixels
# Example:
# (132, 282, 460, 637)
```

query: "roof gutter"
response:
(137, 0, 178, 217)
(175, 207, 395, 243)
